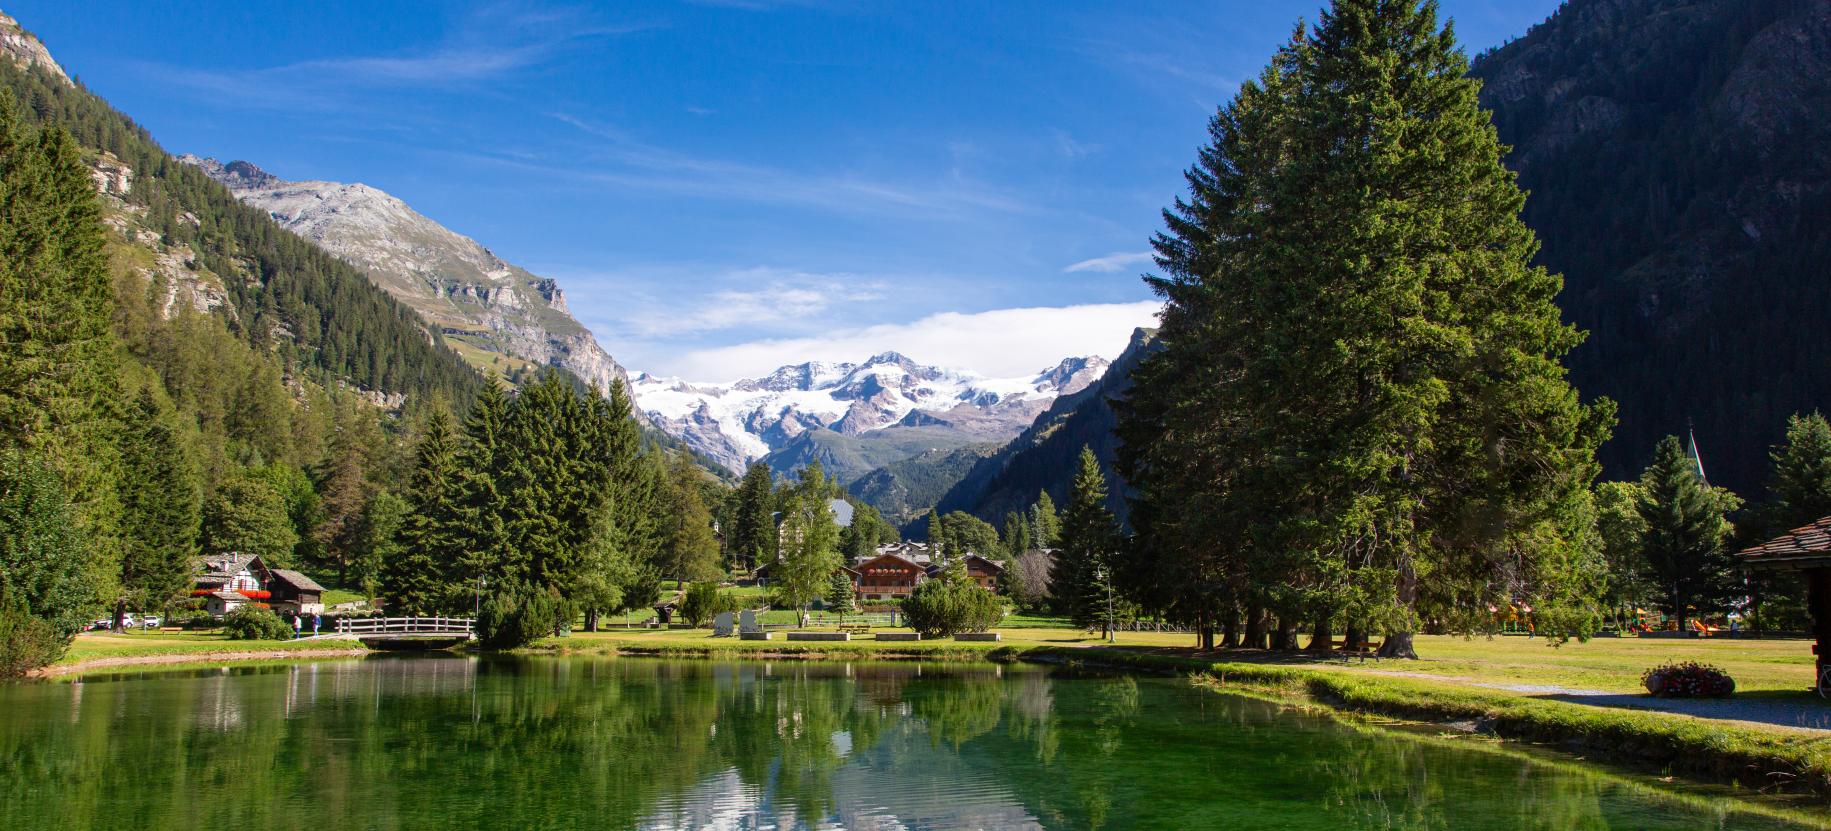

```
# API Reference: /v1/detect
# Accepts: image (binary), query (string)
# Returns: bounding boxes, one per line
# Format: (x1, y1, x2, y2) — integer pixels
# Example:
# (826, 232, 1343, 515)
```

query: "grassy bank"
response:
(50, 631, 367, 674)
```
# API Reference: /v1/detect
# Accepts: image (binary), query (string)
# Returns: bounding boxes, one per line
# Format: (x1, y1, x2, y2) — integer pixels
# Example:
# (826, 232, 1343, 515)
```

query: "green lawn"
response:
(59, 631, 363, 665)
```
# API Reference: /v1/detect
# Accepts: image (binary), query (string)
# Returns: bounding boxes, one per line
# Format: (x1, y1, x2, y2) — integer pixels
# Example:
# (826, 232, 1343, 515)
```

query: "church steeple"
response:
(1687, 421, 1708, 485)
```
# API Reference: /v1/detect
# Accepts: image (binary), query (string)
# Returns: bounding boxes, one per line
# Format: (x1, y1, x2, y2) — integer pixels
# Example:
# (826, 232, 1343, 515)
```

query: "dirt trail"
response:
(34, 647, 368, 679)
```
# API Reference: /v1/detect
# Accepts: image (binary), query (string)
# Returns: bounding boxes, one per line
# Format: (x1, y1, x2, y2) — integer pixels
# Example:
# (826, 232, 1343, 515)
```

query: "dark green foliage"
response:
(1746, 413, 1831, 629)
(899, 565, 1005, 638)
(1470, 0, 1830, 494)
(115, 387, 199, 618)
(0, 590, 64, 677)
(311, 396, 381, 585)
(730, 462, 776, 573)
(932, 511, 1003, 562)
(824, 570, 856, 615)
(201, 469, 298, 567)
(1117, 0, 1610, 654)
(0, 61, 479, 404)
(839, 498, 896, 560)
(1030, 492, 1061, 550)
(386, 409, 464, 614)
(1636, 436, 1739, 630)
(477, 588, 561, 649)
(351, 489, 406, 601)
(1056, 448, 1119, 629)
(846, 442, 1000, 526)
(680, 581, 737, 627)
(775, 461, 842, 624)
(0, 92, 122, 601)
(0, 450, 92, 643)
(658, 453, 722, 587)
(222, 604, 291, 640)
(1000, 512, 1031, 556)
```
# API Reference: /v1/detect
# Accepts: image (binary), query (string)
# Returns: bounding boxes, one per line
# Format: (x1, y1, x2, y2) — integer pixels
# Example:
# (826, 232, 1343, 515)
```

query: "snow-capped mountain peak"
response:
(633, 354, 1111, 475)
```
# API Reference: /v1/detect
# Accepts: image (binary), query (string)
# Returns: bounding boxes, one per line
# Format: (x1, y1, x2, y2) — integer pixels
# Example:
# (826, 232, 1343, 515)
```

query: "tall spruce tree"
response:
(0, 94, 123, 612)
(312, 396, 380, 587)
(1118, 0, 1610, 658)
(1002, 511, 1032, 556)
(202, 470, 298, 566)
(1030, 492, 1061, 549)
(387, 409, 464, 615)
(0, 450, 92, 657)
(1636, 436, 1739, 632)
(1056, 448, 1120, 631)
(730, 461, 775, 572)
(455, 380, 510, 590)
(114, 387, 199, 628)
(659, 453, 722, 588)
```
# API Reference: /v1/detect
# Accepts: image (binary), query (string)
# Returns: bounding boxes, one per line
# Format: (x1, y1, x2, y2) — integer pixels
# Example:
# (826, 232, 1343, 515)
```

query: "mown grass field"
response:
(59, 631, 359, 665)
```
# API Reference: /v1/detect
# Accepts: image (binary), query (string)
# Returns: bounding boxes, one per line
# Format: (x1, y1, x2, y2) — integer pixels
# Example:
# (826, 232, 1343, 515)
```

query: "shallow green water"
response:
(0, 656, 1821, 830)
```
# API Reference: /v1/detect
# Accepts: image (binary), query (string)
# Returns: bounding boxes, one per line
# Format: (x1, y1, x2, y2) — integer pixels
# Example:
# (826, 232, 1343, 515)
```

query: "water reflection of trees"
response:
(0, 658, 1809, 831)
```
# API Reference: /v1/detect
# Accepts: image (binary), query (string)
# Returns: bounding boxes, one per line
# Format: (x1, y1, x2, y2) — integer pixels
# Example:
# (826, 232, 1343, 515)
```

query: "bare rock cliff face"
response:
(180, 155, 629, 395)
(0, 11, 67, 85)
(1472, 0, 1831, 491)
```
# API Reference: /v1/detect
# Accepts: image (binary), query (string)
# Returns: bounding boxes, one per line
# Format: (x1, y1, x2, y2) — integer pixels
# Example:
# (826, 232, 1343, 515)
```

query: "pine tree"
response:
(1057, 448, 1119, 632)
(659, 453, 722, 588)
(455, 380, 510, 590)
(0, 94, 123, 615)
(776, 461, 842, 626)
(351, 489, 407, 601)
(730, 461, 775, 573)
(114, 387, 199, 628)
(1636, 436, 1739, 632)
(387, 409, 464, 615)
(926, 509, 947, 560)
(1765, 413, 1831, 532)
(312, 396, 379, 587)
(1002, 511, 1032, 555)
(1118, 0, 1610, 657)
(1030, 492, 1061, 549)
(824, 570, 857, 616)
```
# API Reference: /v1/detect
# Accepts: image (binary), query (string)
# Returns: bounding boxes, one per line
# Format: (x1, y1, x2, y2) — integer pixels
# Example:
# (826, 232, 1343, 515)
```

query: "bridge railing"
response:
(336, 616, 476, 637)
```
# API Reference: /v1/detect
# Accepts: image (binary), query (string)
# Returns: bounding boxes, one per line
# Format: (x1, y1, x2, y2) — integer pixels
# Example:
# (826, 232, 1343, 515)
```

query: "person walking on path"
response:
(312, 613, 321, 636)
(292, 613, 302, 639)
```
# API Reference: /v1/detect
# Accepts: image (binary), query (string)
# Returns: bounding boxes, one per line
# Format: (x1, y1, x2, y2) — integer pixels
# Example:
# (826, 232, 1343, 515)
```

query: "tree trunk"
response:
(584, 610, 599, 632)
(1270, 618, 1297, 651)
(1343, 624, 1364, 652)
(111, 597, 127, 633)
(799, 605, 810, 628)
(1243, 605, 1267, 649)
(1673, 587, 1689, 634)
(1306, 614, 1332, 653)
(1378, 562, 1420, 659)
(1221, 610, 1240, 649)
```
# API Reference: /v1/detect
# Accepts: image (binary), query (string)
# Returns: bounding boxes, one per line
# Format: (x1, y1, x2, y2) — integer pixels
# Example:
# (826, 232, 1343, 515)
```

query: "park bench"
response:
(1331, 638, 1381, 662)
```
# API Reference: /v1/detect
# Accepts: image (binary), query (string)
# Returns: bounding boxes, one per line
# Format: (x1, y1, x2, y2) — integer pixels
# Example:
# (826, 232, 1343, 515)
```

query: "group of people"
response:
(290, 612, 323, 638)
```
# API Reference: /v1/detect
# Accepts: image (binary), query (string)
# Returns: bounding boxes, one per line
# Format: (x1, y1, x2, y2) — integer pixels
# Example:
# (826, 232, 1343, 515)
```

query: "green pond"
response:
(2, 656, 1823, 830)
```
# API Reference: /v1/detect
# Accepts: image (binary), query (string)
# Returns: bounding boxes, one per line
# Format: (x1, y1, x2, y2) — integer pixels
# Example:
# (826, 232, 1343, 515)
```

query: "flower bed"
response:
(1642, 661, 1735, 698)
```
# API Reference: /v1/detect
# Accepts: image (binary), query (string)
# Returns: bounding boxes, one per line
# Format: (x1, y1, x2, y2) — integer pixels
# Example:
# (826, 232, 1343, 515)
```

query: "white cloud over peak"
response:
(643, 301, 1162, 383)
(1064, 250, 1154, 273)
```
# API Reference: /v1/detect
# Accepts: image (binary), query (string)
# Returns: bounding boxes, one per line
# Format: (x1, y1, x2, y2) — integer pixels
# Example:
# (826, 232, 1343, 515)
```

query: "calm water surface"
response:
(1, 656, 1821, 830)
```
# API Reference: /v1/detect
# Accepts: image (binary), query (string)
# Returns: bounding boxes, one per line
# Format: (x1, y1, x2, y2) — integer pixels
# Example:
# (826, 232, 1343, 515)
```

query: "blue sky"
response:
(12, 0, 1563, 381)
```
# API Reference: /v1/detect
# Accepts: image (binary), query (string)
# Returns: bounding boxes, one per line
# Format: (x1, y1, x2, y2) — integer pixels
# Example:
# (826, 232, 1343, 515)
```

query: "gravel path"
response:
(1363, 669, 1831, 733)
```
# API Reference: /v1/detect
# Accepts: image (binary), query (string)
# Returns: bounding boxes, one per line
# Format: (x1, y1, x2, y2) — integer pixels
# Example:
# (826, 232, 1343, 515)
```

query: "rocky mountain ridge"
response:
(181, 155, 628, 394)
(0, 10, 66, 85)
(634, 352, 1109, 476)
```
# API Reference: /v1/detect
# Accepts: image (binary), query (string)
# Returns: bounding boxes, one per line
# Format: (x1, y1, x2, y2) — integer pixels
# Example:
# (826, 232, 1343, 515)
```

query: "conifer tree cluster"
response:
(1117, 0, 1612, 656)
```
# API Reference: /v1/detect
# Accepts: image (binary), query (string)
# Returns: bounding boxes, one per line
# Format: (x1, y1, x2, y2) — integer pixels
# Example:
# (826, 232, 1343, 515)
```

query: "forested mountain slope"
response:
(1471, 0, 1831, 492)
(928, 328, 1156, 533)
(181, 156, 627, 395)
(0, 18, 478, 405)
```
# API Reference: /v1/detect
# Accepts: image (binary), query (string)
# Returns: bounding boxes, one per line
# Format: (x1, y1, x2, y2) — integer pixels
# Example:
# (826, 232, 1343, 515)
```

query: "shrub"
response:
(1642, 661, 1736, 698)
(900, 578, 1006, 638)
(680, 582, 738, 627)
(478, 590, 561, 649)
(0, 592, 68, 677)
(223, 605, 292, 640)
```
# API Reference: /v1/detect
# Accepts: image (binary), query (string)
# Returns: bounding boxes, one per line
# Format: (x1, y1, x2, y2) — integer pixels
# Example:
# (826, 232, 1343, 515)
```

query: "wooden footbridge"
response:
(336, 616, 475, 643)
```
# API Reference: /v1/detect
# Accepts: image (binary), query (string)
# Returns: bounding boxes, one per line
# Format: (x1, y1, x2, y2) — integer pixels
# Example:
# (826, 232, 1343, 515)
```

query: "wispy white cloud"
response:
(1064, 250, 1154, 273)
(612, 268, 887, 338)
(642, 301, 1162, 382)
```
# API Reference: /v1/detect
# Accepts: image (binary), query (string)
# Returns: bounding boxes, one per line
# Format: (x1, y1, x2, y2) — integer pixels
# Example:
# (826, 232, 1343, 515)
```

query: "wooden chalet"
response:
(856, 553, 928, 600)
(267, 569, 326, 615)
(958, 554, 1004, 591)
(194, 553, 269, 616)
(1740, 516, 1831, 673)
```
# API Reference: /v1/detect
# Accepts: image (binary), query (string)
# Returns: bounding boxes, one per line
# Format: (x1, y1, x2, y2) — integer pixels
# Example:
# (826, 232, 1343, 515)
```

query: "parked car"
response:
(139, 615, 162, 629)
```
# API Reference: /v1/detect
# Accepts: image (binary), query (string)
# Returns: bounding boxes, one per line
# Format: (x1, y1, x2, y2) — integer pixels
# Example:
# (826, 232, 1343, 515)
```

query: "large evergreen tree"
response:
(387, 409, 467, 614)
(658, 453, 722, 588)
(114, 387, 199, 628)
(729, 461, 776, 573)
(1118, 0, 1610, 657)
(0, 450, 92, 657)
(1056, 448, 1120, 632)
(202, 470, 298, 567)
(1029, 492, 1061, 549)
(1636, 436, 1739, 632)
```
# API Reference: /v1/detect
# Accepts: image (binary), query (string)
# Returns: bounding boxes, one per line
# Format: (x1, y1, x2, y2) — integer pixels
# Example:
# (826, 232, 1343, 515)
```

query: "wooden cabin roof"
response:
(1740, 516, 1831, 570)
